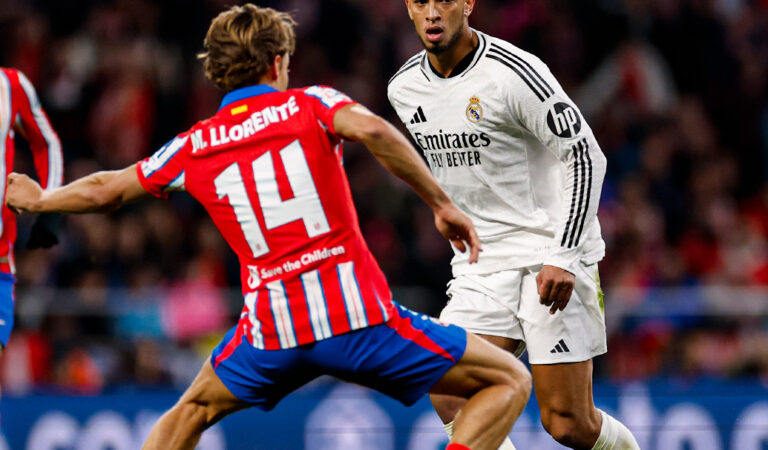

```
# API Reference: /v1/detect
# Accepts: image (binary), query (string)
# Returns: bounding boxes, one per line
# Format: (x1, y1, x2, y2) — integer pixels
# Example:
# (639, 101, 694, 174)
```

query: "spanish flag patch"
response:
(231, 105, 248, 115)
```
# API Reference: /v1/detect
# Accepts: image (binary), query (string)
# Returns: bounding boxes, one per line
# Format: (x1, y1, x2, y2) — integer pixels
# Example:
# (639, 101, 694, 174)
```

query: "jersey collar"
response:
(220, 84, 277, 110)
(427, 36, 479, 78)
(423, 29, 486, 82)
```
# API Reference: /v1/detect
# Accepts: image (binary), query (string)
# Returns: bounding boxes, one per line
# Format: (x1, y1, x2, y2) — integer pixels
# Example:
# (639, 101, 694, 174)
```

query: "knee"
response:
(430, 394, 466, 423)
(499, 354, 532, 397)
(540, 406, 600, 448)
(541, 414, 580, 448)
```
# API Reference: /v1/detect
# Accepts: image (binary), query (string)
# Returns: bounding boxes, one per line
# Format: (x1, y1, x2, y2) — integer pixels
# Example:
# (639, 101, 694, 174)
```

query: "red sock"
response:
(446, 444, 472, 450)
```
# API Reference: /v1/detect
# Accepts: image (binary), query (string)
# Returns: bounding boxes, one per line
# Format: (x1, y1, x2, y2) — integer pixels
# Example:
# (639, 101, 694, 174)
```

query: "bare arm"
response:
(6, 164, 150, 214)
(333, 103, 481, 262)
(333, 104, 450, 210)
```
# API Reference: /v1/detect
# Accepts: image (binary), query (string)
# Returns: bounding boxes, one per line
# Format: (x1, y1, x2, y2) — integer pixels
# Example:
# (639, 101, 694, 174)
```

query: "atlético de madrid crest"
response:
(466, 95, 483, 122)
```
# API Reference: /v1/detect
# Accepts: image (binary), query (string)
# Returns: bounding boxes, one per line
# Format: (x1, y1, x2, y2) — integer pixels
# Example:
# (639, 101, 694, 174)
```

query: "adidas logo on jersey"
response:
(410, 106, 427, 124)
(550, 339, 570, 354)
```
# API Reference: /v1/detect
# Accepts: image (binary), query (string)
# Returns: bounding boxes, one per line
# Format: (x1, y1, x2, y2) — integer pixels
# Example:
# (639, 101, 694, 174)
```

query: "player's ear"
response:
(464, 0, 474, 17)
(405, 0, 414, 20)
(269, 54, 282, 81)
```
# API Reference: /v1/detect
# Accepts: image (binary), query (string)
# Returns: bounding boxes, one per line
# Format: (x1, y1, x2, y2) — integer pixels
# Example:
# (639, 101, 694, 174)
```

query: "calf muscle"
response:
(143, 360, 248, 450)
(430, 333, 531, 450)
(532, 360, 602, 448)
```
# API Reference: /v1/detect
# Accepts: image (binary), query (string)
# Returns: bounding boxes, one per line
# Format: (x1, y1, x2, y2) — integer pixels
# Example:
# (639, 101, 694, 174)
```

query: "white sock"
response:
(443, 420, 454, 438)
(592, 410, 640, 450)
(498, 437, 517, 450)
(443, 421, 517, 449)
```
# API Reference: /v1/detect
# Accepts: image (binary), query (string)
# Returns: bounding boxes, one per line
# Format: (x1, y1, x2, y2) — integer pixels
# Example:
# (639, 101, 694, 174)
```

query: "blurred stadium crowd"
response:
(1, 0, 768, 394)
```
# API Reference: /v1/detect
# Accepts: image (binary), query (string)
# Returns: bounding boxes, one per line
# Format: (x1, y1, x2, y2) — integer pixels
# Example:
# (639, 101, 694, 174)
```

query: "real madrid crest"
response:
(466, 95, 483, 122)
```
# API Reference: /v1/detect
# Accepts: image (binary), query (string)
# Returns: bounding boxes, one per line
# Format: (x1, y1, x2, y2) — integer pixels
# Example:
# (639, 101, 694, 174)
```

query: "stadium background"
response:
(1, 0, 768, 448)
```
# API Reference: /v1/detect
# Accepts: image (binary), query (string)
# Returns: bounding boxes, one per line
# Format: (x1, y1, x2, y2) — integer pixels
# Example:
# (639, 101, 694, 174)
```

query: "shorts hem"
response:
(439, 321, 523, 342)
(396, 328, 468, 407)
(396, 362, 455, 407)
(527, 348, 607, 365)
(209, 354, 275, 411)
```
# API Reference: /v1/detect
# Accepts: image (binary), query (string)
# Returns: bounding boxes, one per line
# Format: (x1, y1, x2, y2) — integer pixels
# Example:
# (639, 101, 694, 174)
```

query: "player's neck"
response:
(427, 28, 478, 78)
(257, 76, 284, 92)
(265, 81, 282, 91)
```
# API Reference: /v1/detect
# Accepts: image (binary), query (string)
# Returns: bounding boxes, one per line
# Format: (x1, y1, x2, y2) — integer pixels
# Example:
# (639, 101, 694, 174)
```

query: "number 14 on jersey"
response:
(214, 140, 331, 258)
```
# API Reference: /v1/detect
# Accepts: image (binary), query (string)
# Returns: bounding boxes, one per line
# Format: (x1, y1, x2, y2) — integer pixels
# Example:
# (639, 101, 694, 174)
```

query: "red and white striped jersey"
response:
(137, 84, 396, 349)
(0, 68, 63, 273)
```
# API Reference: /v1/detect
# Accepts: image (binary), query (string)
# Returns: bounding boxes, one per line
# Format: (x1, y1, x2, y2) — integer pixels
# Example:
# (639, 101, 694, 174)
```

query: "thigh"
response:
(476, 333, 525, 358)
(441, 271, 525, 342)
(531, 360, 595, 417)
(0, 273, 15, 348)
(431, 332, 527, 398)
(178, 359, 251, 421)
(211, 323, 321, 411)
(518, 263, 606, 364)
(316, 303, 468, 407)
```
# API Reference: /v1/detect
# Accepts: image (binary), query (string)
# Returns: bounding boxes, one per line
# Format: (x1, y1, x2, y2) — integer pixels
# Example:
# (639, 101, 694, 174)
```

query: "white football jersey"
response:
(388, 30, 607, 276)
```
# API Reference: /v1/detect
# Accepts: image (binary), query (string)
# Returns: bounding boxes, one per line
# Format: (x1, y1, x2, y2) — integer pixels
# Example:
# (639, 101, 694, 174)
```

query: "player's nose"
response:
(426, 1, 440, 20)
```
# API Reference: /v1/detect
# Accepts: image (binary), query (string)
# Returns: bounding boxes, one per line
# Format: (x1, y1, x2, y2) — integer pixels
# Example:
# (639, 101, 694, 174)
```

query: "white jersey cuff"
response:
(541, 254, 579, 275)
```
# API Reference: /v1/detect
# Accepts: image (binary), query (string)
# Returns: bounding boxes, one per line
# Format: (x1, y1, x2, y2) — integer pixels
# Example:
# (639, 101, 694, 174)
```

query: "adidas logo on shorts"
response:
(550, 339, 570, 354)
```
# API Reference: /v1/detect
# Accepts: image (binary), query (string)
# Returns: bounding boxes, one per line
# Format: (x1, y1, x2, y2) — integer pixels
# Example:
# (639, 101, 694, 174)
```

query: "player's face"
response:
(406, 0, 472, 54)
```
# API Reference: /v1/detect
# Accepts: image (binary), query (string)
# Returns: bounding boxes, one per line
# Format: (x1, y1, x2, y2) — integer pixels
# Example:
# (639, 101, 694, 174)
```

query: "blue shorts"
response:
(211, 303, 467, 411)
(0, 272, 15, 348)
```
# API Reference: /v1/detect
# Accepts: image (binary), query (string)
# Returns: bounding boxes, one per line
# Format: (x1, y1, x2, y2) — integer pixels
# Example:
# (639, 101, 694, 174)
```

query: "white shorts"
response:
(439, 263, 607, 364)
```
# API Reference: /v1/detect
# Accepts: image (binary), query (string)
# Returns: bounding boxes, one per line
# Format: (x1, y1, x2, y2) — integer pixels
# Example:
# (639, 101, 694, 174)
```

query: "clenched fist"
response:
(6, 173, 43, 214)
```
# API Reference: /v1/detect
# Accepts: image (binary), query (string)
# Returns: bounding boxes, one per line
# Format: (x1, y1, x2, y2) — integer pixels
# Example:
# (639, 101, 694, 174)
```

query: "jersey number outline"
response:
(214, 140, 330, 258)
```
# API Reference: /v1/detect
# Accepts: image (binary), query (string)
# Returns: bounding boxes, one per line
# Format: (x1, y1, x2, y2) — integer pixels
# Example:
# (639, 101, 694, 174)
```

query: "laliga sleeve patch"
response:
(305, 86, 352, 109)
(546, 102, 582, 138)
(141, 135, 189, 178)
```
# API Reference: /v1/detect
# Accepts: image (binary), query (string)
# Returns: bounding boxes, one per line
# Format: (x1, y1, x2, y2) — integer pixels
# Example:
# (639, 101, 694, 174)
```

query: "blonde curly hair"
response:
(199, 4, 296, 92)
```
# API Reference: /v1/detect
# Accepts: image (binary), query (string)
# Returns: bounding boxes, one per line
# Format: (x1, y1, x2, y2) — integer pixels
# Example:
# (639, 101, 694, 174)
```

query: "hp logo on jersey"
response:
(546, 102, 581, 138)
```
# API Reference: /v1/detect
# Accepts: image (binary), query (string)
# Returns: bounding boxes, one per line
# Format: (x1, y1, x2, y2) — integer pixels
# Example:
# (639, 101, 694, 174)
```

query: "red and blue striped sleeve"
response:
(136, 133, 190, 199)
(10, 69, 63, 190)
(302, 86, 356, 136)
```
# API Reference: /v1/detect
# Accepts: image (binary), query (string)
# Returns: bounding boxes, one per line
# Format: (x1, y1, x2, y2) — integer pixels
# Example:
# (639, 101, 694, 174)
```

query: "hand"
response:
(6, 173, 43, 214)
(27, 213, 62, 248)
(536, 265, 575, 314)
(433, 204, 482, 263)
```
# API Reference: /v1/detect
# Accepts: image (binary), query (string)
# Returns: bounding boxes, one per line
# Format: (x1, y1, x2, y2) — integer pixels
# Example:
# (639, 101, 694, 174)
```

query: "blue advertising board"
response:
(2, 379, 767, 449)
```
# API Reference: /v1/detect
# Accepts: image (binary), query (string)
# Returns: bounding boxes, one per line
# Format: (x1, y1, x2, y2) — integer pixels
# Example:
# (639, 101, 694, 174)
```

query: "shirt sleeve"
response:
(11, 70, 64, 190)
(302, 85, 356, 136)
(503, 54, 608, 274)
(136, 133, 190, 199)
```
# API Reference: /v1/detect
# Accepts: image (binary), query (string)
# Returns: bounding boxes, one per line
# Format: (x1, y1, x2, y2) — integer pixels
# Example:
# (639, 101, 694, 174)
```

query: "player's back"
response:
(138, 85, 395, 349)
